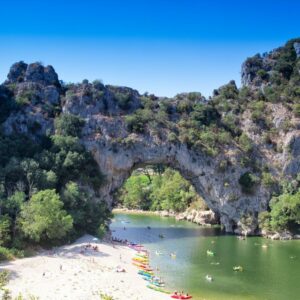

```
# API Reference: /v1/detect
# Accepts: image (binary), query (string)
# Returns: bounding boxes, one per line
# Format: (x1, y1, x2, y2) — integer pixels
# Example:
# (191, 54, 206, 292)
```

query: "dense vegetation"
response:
(259, 175, 300, 234)
(117, 167, 207, 213)
(0, 108, 111, 260)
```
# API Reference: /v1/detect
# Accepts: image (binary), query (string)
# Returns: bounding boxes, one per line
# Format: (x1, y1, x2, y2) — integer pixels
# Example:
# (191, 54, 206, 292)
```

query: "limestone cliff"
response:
(1, 38, 300, 235)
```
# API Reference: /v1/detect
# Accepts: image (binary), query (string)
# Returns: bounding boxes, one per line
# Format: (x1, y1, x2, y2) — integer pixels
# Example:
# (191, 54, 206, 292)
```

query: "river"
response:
(110, 212, 300, 300)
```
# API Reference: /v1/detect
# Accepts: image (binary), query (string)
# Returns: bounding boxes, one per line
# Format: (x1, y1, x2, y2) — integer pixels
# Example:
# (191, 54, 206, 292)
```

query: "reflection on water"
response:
(110, 213, 300, 300)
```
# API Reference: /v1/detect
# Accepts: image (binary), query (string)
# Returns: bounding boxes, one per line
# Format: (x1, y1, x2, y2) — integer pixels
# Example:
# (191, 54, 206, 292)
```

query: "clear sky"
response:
(0, 0, 299, 97)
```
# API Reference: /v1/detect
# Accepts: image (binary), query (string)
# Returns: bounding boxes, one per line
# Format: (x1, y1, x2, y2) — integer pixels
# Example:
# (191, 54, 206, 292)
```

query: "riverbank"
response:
(0, 235, 170, 300)
(113, 208, 219, 227)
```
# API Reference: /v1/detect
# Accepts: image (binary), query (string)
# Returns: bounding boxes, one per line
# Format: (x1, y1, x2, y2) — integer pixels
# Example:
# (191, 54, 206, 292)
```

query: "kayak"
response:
(133, 255, 148, 260)
(206, 250, 215, 256)
(205, 275, 213, 281)
(146, 284, 170, 294)
(171, 294, 192, 299)
(233, 266, 243, 271)
(132, 257, 148, 263)
(142, 276, 165, 286)
(132, 262, 149, 268)
(136, 254, 149, 259)
(138, 270, 154, 276)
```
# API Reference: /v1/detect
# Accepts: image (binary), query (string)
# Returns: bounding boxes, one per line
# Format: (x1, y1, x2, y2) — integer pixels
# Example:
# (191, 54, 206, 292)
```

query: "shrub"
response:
(258, 211, 272, 232)
(125, 109, 152, 133)
(257, 69, 269, 80)
(239, 172, 259, 193)
(261, 172, 276, 187)
(293, 103, 300, 117)
(114, 92, 132, 110)
(0, 216, 12, 247)
(238, 133, 253, 153)
(54, 114, 85, 137)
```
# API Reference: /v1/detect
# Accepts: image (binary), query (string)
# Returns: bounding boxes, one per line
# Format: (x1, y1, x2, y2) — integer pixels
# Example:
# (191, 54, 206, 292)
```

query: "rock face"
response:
(1, 38, 300, 235)
(176, 209, 218, 226)
(6, 61, 60, 87)
(294, 42, 300, 58)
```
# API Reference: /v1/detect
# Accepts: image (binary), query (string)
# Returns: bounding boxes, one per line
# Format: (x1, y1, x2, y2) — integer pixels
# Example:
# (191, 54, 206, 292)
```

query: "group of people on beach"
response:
(111, 237, 128, 244)
(80, 243, 99, 254)
(173, 291, 190, 298)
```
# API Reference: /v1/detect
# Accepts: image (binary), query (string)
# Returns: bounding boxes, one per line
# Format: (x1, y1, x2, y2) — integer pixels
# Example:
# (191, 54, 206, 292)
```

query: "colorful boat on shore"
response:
(171, 294, 192, 299)
(147, 283, 170, 294)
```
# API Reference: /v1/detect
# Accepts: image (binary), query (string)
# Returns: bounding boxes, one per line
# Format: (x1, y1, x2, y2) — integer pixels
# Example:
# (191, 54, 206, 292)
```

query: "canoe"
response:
(132, 257, 149, 263)
(171, 294, 192, 299)
(132, 262, 149, 268)
(142, 276, 165, 285)
(205, 275, 213, 281)
(233, 266, 243, 271)
(136, 253, 149, 259)
(146, 284, 170, 294)
(138, 270, 154, 276)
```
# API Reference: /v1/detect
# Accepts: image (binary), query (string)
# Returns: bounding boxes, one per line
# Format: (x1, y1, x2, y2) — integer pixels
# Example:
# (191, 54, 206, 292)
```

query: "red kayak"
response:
(171, 294, 192, 299)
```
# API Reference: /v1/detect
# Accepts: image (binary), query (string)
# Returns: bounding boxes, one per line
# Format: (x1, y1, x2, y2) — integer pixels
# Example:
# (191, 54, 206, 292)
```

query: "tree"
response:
(21, 159, 42, 196)
(239, 172, 259, 194)
(61, 182, 110, 235)
(54, 114, 85, 137)
(0, 215, 11, 247)
(19, 189, 73, 242)
(269, 191, 300, 232)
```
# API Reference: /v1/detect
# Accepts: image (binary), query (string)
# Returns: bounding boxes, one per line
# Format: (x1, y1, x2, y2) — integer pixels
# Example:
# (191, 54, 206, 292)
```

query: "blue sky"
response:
(0, 0, 299, 97)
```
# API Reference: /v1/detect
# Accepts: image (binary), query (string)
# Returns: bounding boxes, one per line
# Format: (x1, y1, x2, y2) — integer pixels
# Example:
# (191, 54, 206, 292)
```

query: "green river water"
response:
(110, 212, 300, 300)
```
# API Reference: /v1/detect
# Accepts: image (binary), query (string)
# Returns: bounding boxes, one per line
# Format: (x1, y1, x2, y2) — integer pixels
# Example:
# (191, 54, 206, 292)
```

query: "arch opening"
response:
(112, 164, 220, 227)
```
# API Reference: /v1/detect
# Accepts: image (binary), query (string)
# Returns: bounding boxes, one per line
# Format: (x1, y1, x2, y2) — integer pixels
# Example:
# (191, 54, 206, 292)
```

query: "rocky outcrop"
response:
(294, 42, 300, 58)
(176, 209, 218, 226)
(6, 61, 60, 87)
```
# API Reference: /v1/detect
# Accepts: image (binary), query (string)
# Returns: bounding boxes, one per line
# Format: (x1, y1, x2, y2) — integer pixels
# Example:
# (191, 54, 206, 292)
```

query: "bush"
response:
(258, 211, 272, 232)
(261, 172, 276, 187)
(54, 114, 85, 137)
(293, 103, 300, 117)
(238, 133, 253, 153)
(0, 216, 12, 247)
(239, 172, 260, 193)
(257, 69, 269, 80)
(125, 109, 152, 133)
(114, 92, 132, 110)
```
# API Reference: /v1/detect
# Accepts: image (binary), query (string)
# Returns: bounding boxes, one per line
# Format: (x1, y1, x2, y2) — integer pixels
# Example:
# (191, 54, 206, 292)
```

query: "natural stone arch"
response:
(82, 129, 270, 234)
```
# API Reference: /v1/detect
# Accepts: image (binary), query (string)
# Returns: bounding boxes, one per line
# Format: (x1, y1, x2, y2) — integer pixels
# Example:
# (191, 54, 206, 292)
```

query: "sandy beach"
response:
(0, 235, 170, 300)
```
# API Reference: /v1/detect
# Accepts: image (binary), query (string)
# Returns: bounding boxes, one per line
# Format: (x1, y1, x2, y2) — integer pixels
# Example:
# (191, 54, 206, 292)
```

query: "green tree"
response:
(0, 215, 11, 247)
(269, 191, 300, 232)
(119, 173, 151, 209)
(21, 159, 42, 196)
(239, 172, 259, 194)
(54, 114, 85, 137)
(20, 189, 73, 242)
